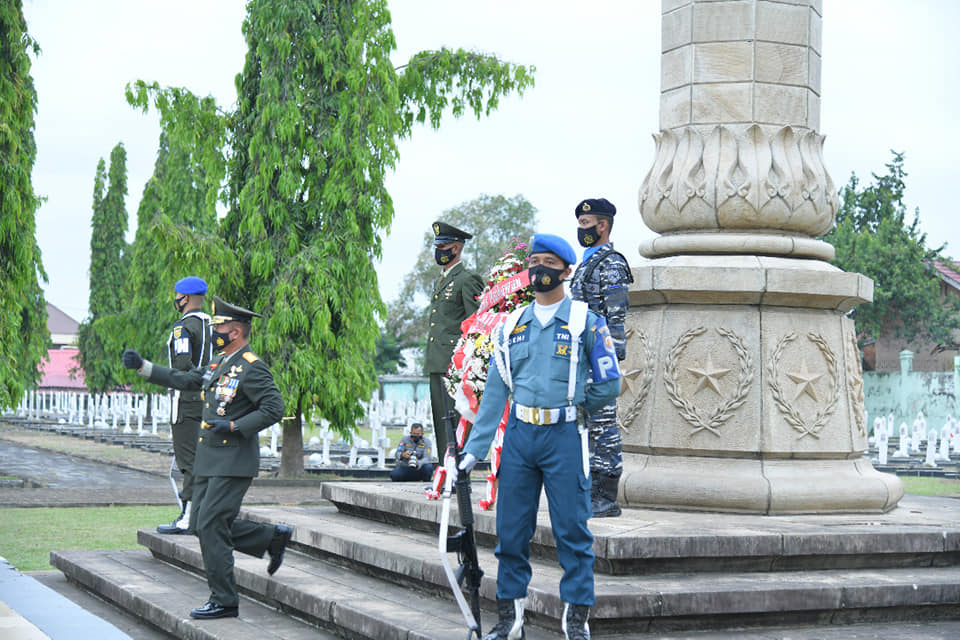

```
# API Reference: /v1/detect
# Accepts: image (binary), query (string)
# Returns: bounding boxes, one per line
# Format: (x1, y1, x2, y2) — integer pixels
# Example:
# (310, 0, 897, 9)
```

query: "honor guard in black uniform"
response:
(122, 296, 291, 620)
(570, 198, 633, 517)
(158, 275, 211, 535)
(424, 221, 484, 456)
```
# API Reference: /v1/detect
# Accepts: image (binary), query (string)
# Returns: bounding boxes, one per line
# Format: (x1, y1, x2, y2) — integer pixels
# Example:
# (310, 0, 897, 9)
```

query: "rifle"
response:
(438, 391, 483, 639)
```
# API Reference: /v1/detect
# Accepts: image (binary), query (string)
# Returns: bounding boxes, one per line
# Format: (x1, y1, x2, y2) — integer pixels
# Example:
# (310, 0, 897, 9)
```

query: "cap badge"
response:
(433, 223, 440, 235)
(582, 202, 591, 212)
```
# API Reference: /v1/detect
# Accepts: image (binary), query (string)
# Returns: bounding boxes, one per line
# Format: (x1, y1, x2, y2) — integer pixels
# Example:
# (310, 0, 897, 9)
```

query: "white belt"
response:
(514, 404, 576, 426)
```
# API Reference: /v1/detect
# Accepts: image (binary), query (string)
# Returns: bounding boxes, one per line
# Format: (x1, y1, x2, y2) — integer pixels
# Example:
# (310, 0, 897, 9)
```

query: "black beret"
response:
(432, 221, 474, 246)
(575, 198, 616, 218)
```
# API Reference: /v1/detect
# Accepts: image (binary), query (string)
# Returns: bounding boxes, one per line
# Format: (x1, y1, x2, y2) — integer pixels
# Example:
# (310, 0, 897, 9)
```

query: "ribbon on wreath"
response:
(426, 269, 530, 508)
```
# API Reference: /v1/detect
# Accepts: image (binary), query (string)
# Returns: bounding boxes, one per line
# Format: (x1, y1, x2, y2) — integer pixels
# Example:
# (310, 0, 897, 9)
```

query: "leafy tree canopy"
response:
(0, 0, 48, 407)
(387, 193, 538, 355)
(825, 151, 960, 347)
(120, 0, 534, 476)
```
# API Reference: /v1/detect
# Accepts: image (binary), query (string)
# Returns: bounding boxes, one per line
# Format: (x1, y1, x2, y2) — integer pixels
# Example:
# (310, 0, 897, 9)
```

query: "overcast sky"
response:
(23, 0, 960, 322)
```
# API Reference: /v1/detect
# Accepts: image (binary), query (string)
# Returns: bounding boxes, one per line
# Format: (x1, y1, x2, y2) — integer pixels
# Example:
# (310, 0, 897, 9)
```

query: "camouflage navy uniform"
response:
(570, 198, 632, 520)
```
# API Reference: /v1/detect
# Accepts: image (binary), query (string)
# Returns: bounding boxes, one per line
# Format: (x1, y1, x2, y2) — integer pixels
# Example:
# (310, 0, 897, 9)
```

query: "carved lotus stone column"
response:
(618, 0, 903, 513)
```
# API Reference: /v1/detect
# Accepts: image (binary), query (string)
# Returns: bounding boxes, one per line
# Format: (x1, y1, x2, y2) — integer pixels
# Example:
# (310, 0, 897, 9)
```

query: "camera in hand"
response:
(408, 454, 419, 468)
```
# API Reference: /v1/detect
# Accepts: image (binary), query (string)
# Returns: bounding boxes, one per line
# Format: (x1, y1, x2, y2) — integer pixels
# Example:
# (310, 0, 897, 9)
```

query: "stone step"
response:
(53, 543, 565, 639)
(49, 548, 334, 640)
(321, 482, 960, 573)
(138, 508, 960, 634)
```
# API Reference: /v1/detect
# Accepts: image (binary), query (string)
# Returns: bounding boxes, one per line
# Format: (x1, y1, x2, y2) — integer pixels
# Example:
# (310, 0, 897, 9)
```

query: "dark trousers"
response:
(191, 475, 276, 607)
(495, 414, 595, 606)
(171, 403, 201, 502)
(390, 463, 435, 482)
(430, 373, 456, 457)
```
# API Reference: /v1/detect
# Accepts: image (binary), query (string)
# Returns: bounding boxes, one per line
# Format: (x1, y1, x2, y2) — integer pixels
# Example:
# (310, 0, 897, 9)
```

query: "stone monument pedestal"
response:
(617, 254, 904, 513)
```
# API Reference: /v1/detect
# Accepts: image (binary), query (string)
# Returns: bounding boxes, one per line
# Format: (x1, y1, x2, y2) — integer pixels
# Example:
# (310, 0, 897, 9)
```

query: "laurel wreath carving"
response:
(846, 330, 867, 436)
(768, 332, 840, 440)
(663, 326, 753, 437)
(618, 329, 656, 432)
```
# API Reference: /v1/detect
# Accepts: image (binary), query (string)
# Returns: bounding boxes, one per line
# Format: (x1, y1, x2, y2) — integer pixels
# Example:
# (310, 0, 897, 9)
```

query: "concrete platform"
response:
(49, 481, 960, 637)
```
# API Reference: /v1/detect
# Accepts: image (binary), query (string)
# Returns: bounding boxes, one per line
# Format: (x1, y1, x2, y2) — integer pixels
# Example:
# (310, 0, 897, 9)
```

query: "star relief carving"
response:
(686, 354, 731, 396)
(619, 367, 646, 397)
(785, 359, 823, 402)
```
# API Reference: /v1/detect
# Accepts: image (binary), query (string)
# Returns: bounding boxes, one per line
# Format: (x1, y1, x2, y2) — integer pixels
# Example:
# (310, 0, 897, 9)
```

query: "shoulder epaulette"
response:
(242, 352, 260, 363)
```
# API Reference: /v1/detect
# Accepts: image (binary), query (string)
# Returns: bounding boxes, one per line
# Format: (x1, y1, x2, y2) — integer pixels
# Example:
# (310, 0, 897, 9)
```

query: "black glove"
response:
(209, 419, 233, 435)
(122, 349, 143, 370)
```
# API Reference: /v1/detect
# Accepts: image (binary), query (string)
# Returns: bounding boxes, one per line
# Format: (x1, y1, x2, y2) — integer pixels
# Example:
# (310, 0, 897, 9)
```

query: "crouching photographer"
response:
(390, 422, 436, 482)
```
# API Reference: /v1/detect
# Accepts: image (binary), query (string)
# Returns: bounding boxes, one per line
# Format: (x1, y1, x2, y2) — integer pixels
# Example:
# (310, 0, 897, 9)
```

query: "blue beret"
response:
(529, 233, 576, 266)
(575, 198, 616, 218)
(174, 276, 208, 295)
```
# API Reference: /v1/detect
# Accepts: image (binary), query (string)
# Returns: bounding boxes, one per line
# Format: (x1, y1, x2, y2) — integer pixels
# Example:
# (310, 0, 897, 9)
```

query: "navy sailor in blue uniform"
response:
(457, 233, 621, 640)
(570, 197, 633, 517)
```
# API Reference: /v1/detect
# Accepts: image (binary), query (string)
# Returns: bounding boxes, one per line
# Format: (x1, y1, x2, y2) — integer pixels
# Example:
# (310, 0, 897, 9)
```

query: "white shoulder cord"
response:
(566, 300, 590, 479)
(494, 306, 527, 393)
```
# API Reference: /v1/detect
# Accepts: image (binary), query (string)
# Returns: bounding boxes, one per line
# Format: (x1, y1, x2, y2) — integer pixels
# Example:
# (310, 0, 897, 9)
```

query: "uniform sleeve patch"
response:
(172, 326, 183, 338)
(242, 352, 260, 363)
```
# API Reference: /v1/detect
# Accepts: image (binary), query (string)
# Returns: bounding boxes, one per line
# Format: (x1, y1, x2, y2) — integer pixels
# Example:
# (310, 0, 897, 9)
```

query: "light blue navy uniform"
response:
(463, 297, 621, 606)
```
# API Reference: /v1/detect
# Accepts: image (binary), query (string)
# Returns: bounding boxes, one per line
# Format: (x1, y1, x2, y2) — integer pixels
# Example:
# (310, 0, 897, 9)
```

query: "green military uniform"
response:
(167, 309, 211, 505)
(424, 221, 484, 456)
(135, 299, 285, 611)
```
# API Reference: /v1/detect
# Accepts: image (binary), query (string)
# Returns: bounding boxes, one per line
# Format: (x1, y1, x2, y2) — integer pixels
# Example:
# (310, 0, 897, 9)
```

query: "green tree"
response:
(373, 332, 406, 375)
(78, 143, 129, 392)
(120, 82, 238, 383)
(390, 193, 538, 353)
(825, 151, 960, 346)
(0, 0, 48, 408)
(221, 0, 534, 476)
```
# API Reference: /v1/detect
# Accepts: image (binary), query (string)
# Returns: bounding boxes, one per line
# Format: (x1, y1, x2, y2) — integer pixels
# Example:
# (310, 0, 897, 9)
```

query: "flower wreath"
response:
(426, 241, 534, 508)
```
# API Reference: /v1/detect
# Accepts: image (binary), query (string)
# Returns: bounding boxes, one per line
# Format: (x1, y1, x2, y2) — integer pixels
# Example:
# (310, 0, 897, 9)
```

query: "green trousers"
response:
(171, 402, 200, 502)
(191, 475, 275, 607)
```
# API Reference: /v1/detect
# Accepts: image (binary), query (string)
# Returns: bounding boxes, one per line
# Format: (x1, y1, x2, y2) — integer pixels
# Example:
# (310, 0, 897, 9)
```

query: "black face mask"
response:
(529, 264, 566, 293)
(577, 225, 600, 247)
(411, 435, 422, 443)
(435, 247, 456, 266)
(212, 327, 234, 353)
(174, 295, 188, 313)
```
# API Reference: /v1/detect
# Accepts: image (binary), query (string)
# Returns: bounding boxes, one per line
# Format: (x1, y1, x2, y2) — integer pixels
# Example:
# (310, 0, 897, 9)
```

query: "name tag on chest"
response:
(554, 327, 572, 357)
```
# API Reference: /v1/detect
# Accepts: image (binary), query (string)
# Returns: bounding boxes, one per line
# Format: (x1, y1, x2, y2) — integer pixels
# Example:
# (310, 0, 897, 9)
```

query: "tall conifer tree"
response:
(78, 143, 129, 392)
(0, 0, 48, 407)
(223, 0, 533, 475)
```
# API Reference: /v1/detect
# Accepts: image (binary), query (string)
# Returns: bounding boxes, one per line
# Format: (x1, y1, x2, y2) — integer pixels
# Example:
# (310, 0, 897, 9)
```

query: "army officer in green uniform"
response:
(122, 296, 292, 620)
(425, 221, 484, 457)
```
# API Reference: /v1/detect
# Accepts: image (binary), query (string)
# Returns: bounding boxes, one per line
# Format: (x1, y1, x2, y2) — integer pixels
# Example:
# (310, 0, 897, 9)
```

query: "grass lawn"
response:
(898, 476, 960, 496)
(0, 505, 176, 571)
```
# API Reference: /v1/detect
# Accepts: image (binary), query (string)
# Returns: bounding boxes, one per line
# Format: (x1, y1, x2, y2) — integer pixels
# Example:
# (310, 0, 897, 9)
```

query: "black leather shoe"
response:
(267, 524, 293, 575)
(189, 601, 238, 619)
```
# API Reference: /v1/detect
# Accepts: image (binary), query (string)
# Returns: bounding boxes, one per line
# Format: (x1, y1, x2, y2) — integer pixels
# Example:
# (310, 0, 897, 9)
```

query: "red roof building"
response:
(39, 347, 85, 390)
(40, 303, 85, 389)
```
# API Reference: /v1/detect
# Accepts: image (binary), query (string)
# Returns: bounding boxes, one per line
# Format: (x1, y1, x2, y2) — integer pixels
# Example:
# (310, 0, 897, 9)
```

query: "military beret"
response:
(210, 295, 262, 325)
(529, 233, 577, 266)
(575, 198, 617, 218)
(174, 276, 208, 295)
(432, 221, 474, 246)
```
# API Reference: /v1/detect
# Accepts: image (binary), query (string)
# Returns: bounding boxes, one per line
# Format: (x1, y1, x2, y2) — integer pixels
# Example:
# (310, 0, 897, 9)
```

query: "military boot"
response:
(157, 501, 190, 534)
(590, 472, 621, 518)
(481, 597, 525, 640)
(562, 603, 591, 640)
